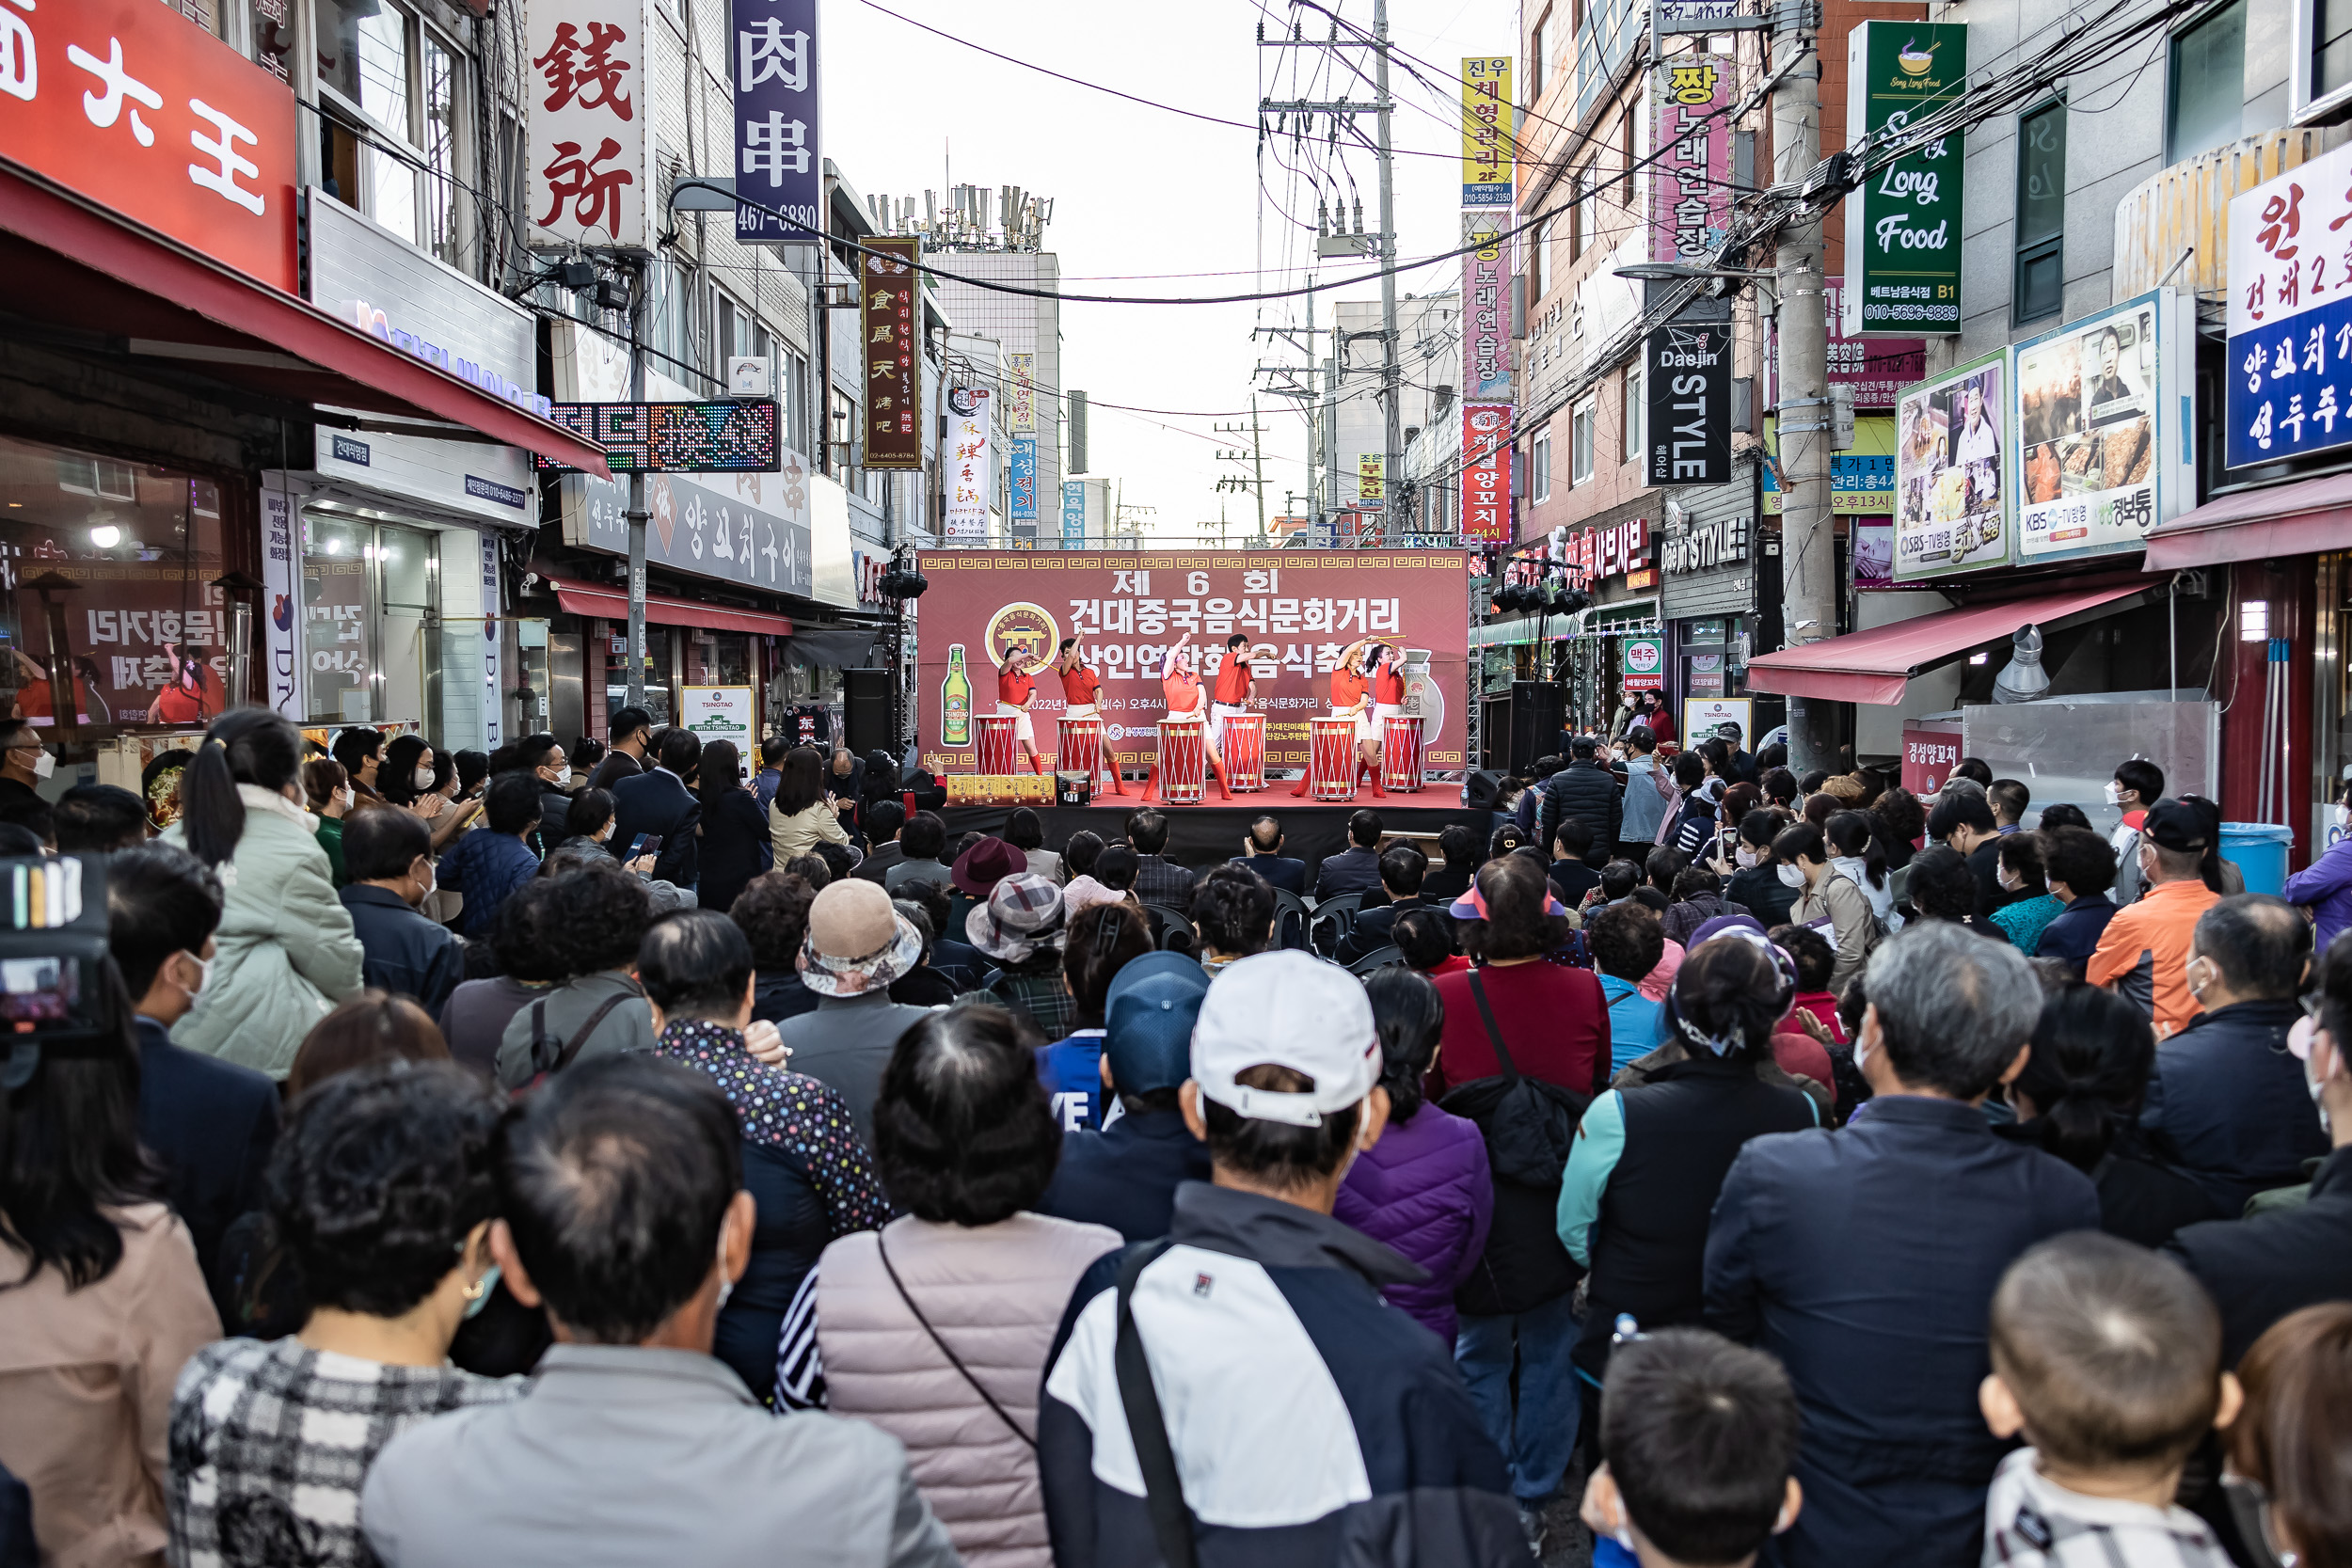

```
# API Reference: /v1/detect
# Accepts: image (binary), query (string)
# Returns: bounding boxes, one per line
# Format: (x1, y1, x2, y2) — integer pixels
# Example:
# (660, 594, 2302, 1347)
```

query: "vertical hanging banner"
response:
(860, 235, 921, 468)
(1461, 404, 1514, 542)
(945, 388, 993, 541)
(1358, 454, 1386, 512)
(2227, 141, 2352, 468)
(1463, 211, 1516, 403)
(1649, 55, 1733, 266)
(1645, 321, 1733, 484)
(1009, 354, 1037, 432)
(529, 0, 651, 249)
(732, 0, 818, 242)
(1061, 480, 1087, 545)
(1009, 438, 1039, 521)
(1843, 22, 1966, 335)
(1461, 56, 1515, 207)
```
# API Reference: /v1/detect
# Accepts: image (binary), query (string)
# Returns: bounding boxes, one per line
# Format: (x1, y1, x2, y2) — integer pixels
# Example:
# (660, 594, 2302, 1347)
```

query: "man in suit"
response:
(612, 727, 704, 891)
(853, 800, 908, 885)
(1313, 809, 1385, 899)
(1127, 809, 1195, 911)
(338, 807, 466, 1019)
(587, 705, 654, 792)
(1335, 844, 1430, 964)
(1231, 814, 1307, 895)
(753, 736, 788, 815)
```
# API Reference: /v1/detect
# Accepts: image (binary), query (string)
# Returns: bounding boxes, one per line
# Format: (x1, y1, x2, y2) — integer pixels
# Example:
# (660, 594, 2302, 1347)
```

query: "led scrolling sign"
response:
(533, 400, 781, 473)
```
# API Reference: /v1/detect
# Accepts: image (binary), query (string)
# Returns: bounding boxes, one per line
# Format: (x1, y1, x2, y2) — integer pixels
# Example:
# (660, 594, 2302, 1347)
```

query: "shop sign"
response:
(1645, 322, 1731, 485)
(304, 196, 536, 524)
(0, 0, 298, 291)
(563, 453, 814, 596)
(1824, 283, 1925, 406)
(1461, 404, 1512, 543)
(1622, 636, 1665, 691)
(730, 0, 818, 243)
(859, 235, 921, 468)
(1902, 720, 1962, 799)
(1463, 211, 1515, 403)
(945, 388, 993, 540)
(1649, 55, 1733, 268)
(2014, 289, 2194, 564)
(1662, 513, 1748, 575)
(680, 685, 754, 751)
(1009, 437, 1038, 522)
(1565, 515, 1651, 584)
(1894, 347, 2012, 580)
(2226, 141, 2352, 467)
(1009, 353, 1036, 432)
(1852, 519, 1894, 589)
(1061, 479, 1086, 545)
(1764, 413, 1897, 514)
(1842, 22, 1966, 335)
(1357, 452, 1385, 512)
(262, 488, 299, 719)
(1684, 697, 1752, 747)
(479, 533, 502, 749)
(527, 0, 651, 249)
(1459, 55, 1513, 207)
(535, 400, 780, 472)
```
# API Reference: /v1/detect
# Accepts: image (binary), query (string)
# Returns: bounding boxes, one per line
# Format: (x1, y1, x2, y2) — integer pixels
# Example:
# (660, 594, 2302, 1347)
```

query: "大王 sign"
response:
(1843, 22, 1966, 336)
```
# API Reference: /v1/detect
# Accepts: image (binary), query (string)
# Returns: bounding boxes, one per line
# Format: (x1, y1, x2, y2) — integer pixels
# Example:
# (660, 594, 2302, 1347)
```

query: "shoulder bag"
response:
(521, 983, 642, 1093)
(875, 1230, 1037, 1449)
(1113, 1240, 1193, 1568)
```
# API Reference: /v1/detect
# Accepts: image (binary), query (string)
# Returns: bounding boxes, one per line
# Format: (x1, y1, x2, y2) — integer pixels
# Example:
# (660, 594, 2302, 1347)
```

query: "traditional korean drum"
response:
(975, 713, 1019, 776)
(1308, 717, 1358, 802)
(1157, 720, 1207, 804)
(1057, 716, 1104, 778)
(1382, 715, 1424, 793)
(1222, 713, 1266, 791)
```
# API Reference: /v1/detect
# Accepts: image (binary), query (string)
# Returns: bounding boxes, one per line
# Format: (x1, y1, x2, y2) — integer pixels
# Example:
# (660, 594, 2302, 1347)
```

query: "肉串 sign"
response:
(1646, 321, 1732, 485)
(528, 0, 651, 249)
(2014, 290, 2193, 564)
(1843, 22, 1966, 335)
(2227, 139, 2352, 468)
(1894, 348, 2010, 580)
(731, 0, 817, 243)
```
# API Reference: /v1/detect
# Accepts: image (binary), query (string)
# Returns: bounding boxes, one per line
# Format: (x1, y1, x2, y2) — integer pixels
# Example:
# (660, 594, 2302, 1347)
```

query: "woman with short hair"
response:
(768, 745, 851, 866)
(775, 1006, 1121, 1568)
(1005, 807, 1061, 883)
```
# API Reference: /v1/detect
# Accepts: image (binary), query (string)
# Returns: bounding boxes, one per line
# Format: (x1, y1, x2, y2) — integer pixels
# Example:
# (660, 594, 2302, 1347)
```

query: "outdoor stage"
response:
(937, 784, 1486, 877)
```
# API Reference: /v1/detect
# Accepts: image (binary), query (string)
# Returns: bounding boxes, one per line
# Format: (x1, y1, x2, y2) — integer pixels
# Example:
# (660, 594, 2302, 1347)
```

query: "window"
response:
(2168, 0, 2246, 164)
(312, 1, 463, 262)
(1529, 11, 1550, 101)
(1572, 400, 1597, 484)
(2014, 100, 2067, 324)
(1532, 428, 1553, 502)
(2296, 0, 2352, 119)
(784, 349, 811, 456)
(1622, 365, 1644, 466)
(1572, 166, 1597, 260)
(299, 516, 441, 725)
(421, 30, 464, 271)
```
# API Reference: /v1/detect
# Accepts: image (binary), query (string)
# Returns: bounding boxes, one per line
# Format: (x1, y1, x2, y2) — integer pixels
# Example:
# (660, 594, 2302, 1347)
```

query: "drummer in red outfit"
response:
(1369, 643, 1408, 775)
(995, 644, 1044, 774)
(1208, 632, 1254, 752)
(1151, 633, 1231, 801)
(1053, 637, 1124, 795)
(1296, 637, 1381, 797)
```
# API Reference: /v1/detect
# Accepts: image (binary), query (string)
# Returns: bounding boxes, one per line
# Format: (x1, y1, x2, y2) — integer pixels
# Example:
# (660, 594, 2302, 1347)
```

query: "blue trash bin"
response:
(2220, 822, 2295, 897)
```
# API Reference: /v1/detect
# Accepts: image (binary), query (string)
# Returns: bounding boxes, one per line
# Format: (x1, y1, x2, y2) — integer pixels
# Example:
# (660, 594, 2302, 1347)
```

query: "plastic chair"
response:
(1309, 893, 1363, 957)
(1140, 902, 1193, 948)
(1346, 945, 1406, 976)
(1269, 887, 1311, 951)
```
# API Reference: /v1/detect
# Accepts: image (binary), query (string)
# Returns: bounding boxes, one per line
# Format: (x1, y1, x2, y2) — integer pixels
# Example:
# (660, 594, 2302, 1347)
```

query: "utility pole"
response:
(1213, 401, 1270, 546)
(624, 256, 648, 713)
(1373, 0, 1401, 546)
(1772, 1, 1836, 773)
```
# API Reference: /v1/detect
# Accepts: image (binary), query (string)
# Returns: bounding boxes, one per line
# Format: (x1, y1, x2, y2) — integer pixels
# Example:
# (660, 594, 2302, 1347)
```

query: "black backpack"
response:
(1438, 969, 1605, 1187)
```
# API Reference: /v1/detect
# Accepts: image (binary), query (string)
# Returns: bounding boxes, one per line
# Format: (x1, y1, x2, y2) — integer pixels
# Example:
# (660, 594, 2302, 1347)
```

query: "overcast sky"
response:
(818, 0, 1512, 541)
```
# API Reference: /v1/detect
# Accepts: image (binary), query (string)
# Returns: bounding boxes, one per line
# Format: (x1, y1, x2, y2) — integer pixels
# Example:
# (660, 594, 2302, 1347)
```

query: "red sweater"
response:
(1427, 960, 1608, 1100)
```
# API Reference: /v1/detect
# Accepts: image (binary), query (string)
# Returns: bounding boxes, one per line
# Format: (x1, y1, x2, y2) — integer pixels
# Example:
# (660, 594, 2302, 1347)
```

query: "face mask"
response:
(30, 751, 53, 781)
(338, 786, 355, 812)
(1998, 867, 2023, 892)
(1777, 863, 1807, 890)
(414, 766, 436, 791)
(550, 766, 573, 788)
(2104, 780, 2123, 806)
(2336, 804, 2349, 829)
(174, 950, 211, 999)
(414, 860, 436, 901)
(464, 1263, 501, 1320)
(713, 1234, 735, 1309)
(1736, 847, 1759, 869)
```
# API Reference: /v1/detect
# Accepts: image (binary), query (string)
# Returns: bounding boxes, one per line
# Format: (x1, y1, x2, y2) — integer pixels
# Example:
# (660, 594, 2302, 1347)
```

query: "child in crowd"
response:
(1769, 924, 1848, 1043)
(1580, 1327, 1803, 1568)
(1979, 1232, 2238, 1566)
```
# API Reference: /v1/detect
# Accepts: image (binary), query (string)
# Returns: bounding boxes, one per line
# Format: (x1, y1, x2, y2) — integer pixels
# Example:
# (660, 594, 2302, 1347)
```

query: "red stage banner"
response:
(914, 549, 1472, 778)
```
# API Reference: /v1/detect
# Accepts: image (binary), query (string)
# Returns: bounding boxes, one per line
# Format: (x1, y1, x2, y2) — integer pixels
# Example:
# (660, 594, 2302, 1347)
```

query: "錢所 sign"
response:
(1843, 21, 1966, 336)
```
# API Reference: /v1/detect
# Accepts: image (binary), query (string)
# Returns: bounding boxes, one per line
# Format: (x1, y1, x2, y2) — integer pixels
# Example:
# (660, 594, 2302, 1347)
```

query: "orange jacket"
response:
(2088, 877, 2221, 1037)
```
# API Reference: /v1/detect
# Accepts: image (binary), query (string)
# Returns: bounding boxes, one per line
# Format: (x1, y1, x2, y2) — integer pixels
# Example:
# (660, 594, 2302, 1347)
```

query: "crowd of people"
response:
(0, 703, 2347, 1568)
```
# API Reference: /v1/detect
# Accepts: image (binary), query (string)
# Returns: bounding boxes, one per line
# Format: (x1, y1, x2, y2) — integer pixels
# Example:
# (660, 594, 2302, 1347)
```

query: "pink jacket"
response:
(815, 1212, 1121, 1568)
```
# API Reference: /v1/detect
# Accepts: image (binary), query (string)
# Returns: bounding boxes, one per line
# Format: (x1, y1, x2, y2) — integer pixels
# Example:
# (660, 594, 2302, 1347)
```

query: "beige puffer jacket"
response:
(1791, 867, 1881, 992)
(815, 1212, 1121, 1568)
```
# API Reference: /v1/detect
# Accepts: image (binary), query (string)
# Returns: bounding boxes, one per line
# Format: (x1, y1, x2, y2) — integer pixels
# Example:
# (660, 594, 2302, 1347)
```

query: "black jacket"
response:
(583, 749, 643, 794)
(1336, 895, 1428, 964)
(135, 1016, 278, 1321)
(1133, 854, 1196, 911)
(2143, 999, 2330, 1217)
(856, 841, 907, 885)
(339, 884, 466, 1018)
(695, 787, 773, 914)
(1725, 863, 1799, 926)
(1230, 852, 1307, 895)
(1540, 761, 1620, 858)
(752, 970, 821, 1024)
(1039, 1108, 1214, 1243)
(2168, 1145, 2352, 1367)
(1314, 845, 1383, 899)
(534, 781, 575, 855)
(610, 768, 702, 889)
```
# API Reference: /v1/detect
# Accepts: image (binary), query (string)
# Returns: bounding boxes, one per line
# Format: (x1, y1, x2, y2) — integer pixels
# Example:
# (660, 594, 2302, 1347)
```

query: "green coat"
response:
(163, 790, 366, 1078)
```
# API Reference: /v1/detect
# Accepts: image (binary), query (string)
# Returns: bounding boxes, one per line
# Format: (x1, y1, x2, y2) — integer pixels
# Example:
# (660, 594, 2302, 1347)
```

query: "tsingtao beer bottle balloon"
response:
(943, 644, 972, 746)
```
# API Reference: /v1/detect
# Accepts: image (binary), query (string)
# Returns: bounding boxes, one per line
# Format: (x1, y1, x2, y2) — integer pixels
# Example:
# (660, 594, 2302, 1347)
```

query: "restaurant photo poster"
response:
(913, 550, 1472, 777)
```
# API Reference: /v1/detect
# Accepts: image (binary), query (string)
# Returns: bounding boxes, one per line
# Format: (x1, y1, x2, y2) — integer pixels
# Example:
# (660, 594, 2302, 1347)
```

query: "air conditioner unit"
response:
(726, 356, 772, 397)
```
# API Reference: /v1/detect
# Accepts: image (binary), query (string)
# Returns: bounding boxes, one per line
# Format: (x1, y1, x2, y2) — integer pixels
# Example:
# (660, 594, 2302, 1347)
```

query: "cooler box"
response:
(2220, 822, 2294, 897)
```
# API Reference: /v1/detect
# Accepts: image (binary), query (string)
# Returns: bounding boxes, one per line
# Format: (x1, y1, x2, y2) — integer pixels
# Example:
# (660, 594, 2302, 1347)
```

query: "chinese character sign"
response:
(861, 235, 921, 468)
(0, 0, 296, 291)
(1460, 55, 1513, 207)
(1894, 348, 2011, 580)
(1460, 404, 1512, 542)
(732, 0, 817, 243)
(528, 0, 649, 248)
(2015, 290, 2192, 563)
(1462, 211, 1515, 403)
(1649, 55, 1731, 267)
(1842, 22, 1965, 334)
(1009, 353, 1036, 433)
(913, 550, 1470, 776)
(2226, 139, 2352, 468)
(945, 388, 993, 540)
(1009, 437, 1038, 521)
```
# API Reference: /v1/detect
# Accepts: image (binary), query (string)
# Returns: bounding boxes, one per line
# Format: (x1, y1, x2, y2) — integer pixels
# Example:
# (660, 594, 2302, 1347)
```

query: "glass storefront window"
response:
(0, 434, 230, 733)
(685, 631, 750, 688)
(300, 515, 441, 726)
(606, 626, 674, 729)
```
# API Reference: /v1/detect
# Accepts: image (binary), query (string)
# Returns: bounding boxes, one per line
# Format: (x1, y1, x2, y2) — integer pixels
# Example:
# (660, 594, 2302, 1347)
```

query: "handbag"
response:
(1437, 971, 1599, 1188)
(520, 984, 641, 1093)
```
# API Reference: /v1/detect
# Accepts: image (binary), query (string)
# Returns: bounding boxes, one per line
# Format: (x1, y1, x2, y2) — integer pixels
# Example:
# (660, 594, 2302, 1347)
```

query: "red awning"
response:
(0, 161, 611, 478)
(2141, 469, 2352, 570)
(548, 578, 794, 638)
(1743, 583, 2148, 705)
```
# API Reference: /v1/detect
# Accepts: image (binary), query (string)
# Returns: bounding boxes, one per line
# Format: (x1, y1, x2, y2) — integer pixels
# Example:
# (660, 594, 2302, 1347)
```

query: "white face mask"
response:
(549, 766, 573, 788)
(30, 750, 53, 781)
(414, 766, 436, 791)
(2104, 780, 2123, 807)
(1736, 847, 1759, 869)
(2335, 803, 2349, 829)
(339, 786, 356, 812)
(1998, 866, 2024, 892)
(173, 950, 210, 1000)
(1777, 863, 1808, 890)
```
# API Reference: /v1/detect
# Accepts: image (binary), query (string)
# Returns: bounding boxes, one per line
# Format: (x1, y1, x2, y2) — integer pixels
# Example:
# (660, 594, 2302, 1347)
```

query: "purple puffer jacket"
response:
(1333, 1101, 1494, 1345)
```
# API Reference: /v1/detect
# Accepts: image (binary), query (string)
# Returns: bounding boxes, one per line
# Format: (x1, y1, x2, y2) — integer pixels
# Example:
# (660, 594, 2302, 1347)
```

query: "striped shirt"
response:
(1982, 1449, 2230, 1568)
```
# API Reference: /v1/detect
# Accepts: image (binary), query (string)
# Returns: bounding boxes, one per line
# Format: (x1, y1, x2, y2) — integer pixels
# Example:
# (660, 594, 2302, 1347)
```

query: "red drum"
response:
(1308, 718, 1358, 802)
(1223, 713, 1266, 792)
(976, 713, 1019, 776)
(1057, 717, 1103, 777)
(1157, 721, 1207, 804)
(1382, 716, 1424, 793)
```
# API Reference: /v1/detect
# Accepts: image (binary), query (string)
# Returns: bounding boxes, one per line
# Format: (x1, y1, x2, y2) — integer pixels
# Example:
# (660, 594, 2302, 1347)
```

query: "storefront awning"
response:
(548, 578, 793, 638)
(1743, 583, 2148, 705)
(2141, 469, 2352, 570)
(0, 162, 612, 478)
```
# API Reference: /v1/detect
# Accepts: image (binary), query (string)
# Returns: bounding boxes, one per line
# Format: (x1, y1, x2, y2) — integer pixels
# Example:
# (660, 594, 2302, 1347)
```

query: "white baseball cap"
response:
(1190, 950, 1380, 1127)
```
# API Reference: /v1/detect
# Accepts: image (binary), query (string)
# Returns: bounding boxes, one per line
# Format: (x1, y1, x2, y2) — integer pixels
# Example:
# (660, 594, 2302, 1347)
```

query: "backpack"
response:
(517, 984, 642, 1095)
(1438, 970, 1606, 1188)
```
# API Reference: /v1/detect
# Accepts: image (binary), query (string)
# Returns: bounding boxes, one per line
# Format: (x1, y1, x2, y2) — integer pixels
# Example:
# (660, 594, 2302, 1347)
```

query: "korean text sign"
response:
(1894, 348, 2011, 579)
(1462, 211, 1515, 403)
(1645, 321, 1731, 484)
(1650, 55, 1732, 267)
(1842, 22, 1965, 335)
(2227, 140, 2352, 468)
(912, 550, 1470, 775)
(731, 0, 816, 243)
(1460, 56, 1513, 207)
(2014, 290, 2192, 564)
(529, 0, 650, 248)
(1460, 404, 1512, 542)
(861, 236, 921, 468)
(0, 0, 297, 292)
(945, 388, 993, 540)
(1009, 438, 1038, 521)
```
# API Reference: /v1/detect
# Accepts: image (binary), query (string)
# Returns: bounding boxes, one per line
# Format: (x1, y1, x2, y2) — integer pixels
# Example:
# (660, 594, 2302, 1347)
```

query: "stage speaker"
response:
(1462, 769, 1507, 810)
(841, 668, 891, 756)
(1505, 682, 1565, 775)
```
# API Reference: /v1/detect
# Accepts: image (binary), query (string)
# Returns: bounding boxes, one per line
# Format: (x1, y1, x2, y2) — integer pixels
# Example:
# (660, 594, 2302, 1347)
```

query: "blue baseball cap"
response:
(1104, 951, 1211, 1097)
